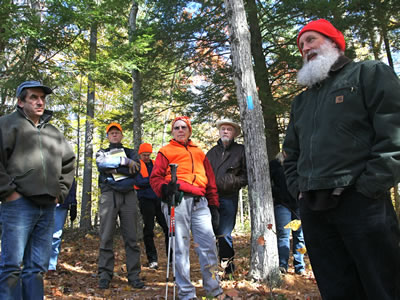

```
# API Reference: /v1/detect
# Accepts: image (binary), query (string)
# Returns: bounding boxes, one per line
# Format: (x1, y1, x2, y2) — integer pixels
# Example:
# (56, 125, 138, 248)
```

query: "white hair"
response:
(297, 39, 341, 87)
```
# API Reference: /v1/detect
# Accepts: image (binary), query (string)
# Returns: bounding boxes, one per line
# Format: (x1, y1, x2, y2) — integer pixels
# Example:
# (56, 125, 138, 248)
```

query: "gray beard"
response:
(221, 136, 232, 145)
(297, 42, 341, 87)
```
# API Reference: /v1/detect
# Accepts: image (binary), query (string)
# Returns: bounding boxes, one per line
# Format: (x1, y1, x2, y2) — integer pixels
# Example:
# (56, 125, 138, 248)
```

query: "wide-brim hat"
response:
(216, 119, 241, 137)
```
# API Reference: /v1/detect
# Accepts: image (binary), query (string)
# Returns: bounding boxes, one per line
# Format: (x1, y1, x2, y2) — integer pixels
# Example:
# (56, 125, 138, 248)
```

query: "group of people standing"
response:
(95, 116, 249, 299)
(1, 17, 400, 300)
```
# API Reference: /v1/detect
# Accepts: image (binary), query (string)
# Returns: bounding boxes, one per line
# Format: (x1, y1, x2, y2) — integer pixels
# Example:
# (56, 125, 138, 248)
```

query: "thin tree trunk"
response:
(80, 22, 97, 231)
(129, 1, 142, 150)
(245, 0, 280, 159)
(382, 28, 394, 69)
(129, 1, 143, 240)
(224, 0, 279, 285)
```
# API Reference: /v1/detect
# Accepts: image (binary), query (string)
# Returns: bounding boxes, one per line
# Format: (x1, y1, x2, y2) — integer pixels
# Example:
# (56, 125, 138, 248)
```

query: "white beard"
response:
(297, 41, 341, 87)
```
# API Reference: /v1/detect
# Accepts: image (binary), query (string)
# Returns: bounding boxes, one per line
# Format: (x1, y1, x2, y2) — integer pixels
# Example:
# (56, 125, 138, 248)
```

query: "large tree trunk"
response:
(245, 0, 280, 159)
(224, 0, 280, 284)
(129, 1, 142, 151)
(80, 22, 97, 231)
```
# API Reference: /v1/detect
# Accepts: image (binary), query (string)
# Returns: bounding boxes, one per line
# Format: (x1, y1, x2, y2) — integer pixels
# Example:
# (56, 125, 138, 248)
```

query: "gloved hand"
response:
(161, 182, 181, 206)
(120, 157, 140, 174)
(70, 205, 77, 222)
(209, 205, 220, 234)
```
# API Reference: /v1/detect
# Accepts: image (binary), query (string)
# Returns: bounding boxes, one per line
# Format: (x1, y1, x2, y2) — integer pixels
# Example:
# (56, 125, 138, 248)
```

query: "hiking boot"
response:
(296, 269, 306, 276)
(98, 279, 110, 289)
(149, 261, 159, 269)
(129, 279, 145, 289)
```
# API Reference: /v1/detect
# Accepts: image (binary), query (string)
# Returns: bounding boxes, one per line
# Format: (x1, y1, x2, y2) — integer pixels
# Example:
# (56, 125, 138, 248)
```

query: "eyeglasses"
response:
(173, 126, 188, 130)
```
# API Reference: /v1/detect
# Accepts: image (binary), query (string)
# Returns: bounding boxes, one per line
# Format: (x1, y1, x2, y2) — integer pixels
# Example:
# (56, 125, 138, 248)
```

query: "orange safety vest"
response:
(159, 139, 208, 188)
(134, 159, 154, 190)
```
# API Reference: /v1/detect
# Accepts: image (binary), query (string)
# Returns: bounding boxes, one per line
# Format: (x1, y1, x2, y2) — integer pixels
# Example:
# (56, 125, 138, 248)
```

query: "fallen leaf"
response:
(296, 247, 307, 254)
(284, 219, 302, 231)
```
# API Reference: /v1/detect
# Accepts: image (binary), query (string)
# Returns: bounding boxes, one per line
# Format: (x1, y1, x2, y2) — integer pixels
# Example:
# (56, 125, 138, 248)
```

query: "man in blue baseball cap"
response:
(0, 80, 75, 298)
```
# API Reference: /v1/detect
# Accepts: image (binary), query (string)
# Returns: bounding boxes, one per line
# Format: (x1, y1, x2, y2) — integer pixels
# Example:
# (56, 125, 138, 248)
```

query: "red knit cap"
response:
(171, 116, 192, 133)
(138, 143, 152, 154)
(297, 19, 345, 55)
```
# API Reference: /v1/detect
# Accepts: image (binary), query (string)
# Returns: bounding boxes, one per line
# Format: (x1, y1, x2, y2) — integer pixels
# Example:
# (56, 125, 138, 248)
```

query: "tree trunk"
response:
(382, 28, 394, 69)
(129, 1, 143, 240)
(80, 21, 97, 231)
(224, 0, 280, 285)
(395, 185, 400, 221)
(245, 0, 280, 159)
(129, 1, 142, 150)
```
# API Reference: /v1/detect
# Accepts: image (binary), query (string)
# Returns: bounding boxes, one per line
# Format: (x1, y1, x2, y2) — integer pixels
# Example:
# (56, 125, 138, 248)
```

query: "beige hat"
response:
(216, 119, 241, 137)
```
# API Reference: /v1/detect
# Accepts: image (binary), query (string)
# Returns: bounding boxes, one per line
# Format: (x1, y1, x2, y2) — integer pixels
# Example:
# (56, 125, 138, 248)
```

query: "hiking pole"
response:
(165, 163, 178, 300)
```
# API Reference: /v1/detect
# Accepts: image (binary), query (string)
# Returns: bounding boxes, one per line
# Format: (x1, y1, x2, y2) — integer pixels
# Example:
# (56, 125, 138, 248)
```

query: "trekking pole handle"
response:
(170, 164, 178, 184)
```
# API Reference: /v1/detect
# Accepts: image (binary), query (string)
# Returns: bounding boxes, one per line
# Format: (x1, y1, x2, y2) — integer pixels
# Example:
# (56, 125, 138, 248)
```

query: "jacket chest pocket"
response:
(326, 84, 364, 121)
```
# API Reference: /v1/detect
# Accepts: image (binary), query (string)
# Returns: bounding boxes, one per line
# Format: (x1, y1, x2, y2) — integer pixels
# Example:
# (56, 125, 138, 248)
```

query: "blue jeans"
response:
(0, 196, 55, 300)
(217, 195, 238, 272)
(49, 205, 68, 271)
(274, 205, 305, 273)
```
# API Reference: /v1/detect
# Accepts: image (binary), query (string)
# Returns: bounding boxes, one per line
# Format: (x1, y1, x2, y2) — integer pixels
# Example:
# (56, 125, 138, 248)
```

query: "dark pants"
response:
(300, 187, 400, 300)
(217, 194, 238, 273)
(138, 197, 169, 263)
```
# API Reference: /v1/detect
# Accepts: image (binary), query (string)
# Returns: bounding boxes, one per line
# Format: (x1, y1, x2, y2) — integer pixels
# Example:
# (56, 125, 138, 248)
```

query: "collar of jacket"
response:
(16, 105, 53, 126)
(330, 55, 352, 73)
(170, 138, 197, 148)
(109, 142, 123, 149)
(217, 138, 235, 150)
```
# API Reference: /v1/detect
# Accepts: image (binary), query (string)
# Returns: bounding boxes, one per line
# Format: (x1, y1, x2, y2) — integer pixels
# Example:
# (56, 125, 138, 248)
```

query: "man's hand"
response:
(120, 157, 140, 174)
(70, 205, 77, 222)
(161, 182, 180, 206)
(5, 191, 21, 202)
(209, 205, 220, 234)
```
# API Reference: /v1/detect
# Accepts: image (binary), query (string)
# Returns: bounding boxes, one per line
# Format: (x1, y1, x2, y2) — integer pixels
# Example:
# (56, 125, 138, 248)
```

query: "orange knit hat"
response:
(171, 116, 192, 133)
(138, 143, 153, 154)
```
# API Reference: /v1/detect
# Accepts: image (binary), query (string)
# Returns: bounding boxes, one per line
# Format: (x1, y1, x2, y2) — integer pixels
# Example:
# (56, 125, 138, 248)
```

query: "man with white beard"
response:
(206, 119, 247, 279)
(283, 19, 400, 299)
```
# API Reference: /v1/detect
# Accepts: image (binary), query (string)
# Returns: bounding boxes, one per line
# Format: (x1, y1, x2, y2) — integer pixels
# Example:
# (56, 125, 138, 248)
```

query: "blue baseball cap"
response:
(16, 81, 53, 98)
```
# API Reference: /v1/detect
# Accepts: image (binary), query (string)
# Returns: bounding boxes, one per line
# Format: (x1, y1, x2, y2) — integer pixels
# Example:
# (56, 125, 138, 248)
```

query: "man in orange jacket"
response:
(150, 116, 224, 300)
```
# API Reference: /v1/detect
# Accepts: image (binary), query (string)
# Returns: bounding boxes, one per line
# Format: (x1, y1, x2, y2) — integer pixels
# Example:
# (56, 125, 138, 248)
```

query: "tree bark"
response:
(245, 0, 280, 159)
(224, 0, 280, 284)
(129, 1, 142, 151)
(80, 21, 97, 230)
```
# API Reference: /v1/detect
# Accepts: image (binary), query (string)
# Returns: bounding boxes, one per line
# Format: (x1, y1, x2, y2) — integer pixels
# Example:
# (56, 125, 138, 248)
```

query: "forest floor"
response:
(44, 226, 321, 300)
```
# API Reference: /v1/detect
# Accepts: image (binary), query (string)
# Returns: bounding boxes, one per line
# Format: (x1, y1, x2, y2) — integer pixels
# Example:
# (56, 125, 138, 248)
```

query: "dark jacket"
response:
(269, 159, 297, 210)
(134, 160, 158, 200)
(0, 107, 75, 205)
(206, 139, 247, 197)
(59, 178, 77, 209)
(283, 56, 400, 200)
(96, 143, 140, 193)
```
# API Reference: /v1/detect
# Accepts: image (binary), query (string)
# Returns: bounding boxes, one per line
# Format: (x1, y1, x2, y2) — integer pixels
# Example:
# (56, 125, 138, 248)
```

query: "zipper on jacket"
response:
(38, 128, 48, 194)
(185, 145, 196, 185)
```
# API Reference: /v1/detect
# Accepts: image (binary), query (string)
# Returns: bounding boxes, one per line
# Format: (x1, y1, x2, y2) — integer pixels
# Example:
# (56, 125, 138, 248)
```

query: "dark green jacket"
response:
(0, 107, 75, 205)
(283, 56, 400, 199)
